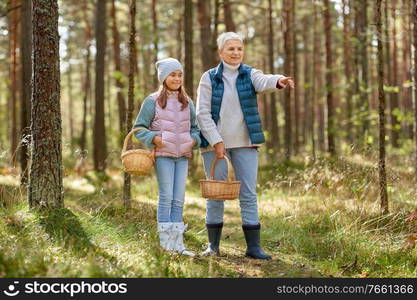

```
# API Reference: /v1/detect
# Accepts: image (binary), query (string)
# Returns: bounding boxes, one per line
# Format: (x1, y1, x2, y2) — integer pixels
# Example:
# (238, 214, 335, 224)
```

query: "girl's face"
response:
(165, 70, 183, 90)
(219, 39, 244, 66)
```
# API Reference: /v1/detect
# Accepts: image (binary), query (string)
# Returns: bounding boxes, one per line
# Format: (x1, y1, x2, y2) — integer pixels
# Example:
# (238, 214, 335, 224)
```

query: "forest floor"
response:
(1, 153, 417, 278)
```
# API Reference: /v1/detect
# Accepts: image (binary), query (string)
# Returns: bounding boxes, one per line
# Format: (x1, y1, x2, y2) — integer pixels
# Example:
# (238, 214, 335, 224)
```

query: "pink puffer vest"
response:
(149, 91, 194, 158)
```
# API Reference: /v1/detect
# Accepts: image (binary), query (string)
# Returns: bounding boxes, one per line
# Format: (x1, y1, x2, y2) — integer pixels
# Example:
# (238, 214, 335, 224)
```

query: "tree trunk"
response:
(9, 0, 20, 167)
(184, 0, 194, 97)
(151, 0, 159, 89)
(323, 0, 336, 156)
(375, 0, 388, 214)
(124, 0, 136, 209)
(20, 0, 32, 185)
(283, 0, 292, 160)
(111, 0, 126, 146)
(67, 63, 74, 152)
(223, 0, 236, 32)
(390, 2, 400, 147)
(402, 0, 413, 139)
(197, 0, 216, 70)
(268, 0, 279, 155)
(292, 0, 300, 154)
(29, 0, 63, 209)
(413, 0, 417, 180)
(212, 0, 220, 62)
(359, 0, 369, 143)
(93, 0, 108, 172)
(342, 0, 353, 144)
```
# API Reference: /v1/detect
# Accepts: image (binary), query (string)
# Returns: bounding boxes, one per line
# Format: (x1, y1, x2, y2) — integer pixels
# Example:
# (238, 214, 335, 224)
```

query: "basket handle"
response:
(122, 128, 156, 159)
(209, 156, 236, 182)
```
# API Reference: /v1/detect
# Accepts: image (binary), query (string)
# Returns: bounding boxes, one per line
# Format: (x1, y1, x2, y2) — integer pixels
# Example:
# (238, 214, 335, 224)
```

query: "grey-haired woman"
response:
(196, 32, 294, 260)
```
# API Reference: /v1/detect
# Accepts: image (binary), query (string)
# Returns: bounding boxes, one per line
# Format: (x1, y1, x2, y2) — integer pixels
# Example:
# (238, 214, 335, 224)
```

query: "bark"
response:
(323, 0, 336, 156)
(359, 0, 370, 139)
(151, 0, 158, 89)
(80, 2, 92, 153)
(375, 0, 388, 214)
(111, 0, 126, 146)
(342, 0, 353, 144)
(184, 0, 194, 97)
(20, 0, 32, 185)
(197, 0, 216, 70)
(413, 0, 417, 180)
(292, 0, 300, 154)
(29, 0, 63, 209)
(390, 2, 400, 147)
(124, 0, 137, 208)
(283, 0, 292, 160)
(268, 0, 279, 155)
(223, 0, 236, 32)
(93, 0, 108, 172)
(9, 0, 20, 166)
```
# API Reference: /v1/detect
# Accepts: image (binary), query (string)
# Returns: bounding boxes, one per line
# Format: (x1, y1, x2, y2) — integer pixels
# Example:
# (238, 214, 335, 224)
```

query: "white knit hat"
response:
(155, 58, 183, 83)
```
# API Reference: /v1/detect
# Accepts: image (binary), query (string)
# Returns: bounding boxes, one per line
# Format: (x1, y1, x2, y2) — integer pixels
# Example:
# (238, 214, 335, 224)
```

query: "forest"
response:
(0, 0, 417, 278)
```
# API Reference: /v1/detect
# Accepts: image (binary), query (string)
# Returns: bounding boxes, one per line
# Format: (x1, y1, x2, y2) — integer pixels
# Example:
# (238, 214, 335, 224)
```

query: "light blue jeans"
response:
(202, 148, 259, 225)
(155, 156, 189, 223)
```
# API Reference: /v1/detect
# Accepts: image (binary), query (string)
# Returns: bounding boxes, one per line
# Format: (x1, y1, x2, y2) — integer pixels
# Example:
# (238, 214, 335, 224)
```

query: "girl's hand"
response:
(278, 77, 295, 89)
(153, 136, 163, 148)
(214, 142, 226, 159)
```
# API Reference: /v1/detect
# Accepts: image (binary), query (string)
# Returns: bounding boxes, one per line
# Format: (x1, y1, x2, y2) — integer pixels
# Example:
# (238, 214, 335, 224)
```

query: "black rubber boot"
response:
(242, 224, 271, 260)
(201, 223, 223, 256)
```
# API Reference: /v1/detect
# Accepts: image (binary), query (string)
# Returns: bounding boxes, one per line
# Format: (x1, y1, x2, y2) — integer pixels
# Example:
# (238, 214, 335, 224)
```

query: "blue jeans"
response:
(202, 148, 259, 225)
(155, 156, 189, 223)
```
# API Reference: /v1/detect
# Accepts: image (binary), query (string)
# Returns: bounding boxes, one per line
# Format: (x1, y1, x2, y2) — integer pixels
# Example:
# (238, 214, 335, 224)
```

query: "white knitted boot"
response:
(171, 222, 195, 257)
(157, 222, 174, 252)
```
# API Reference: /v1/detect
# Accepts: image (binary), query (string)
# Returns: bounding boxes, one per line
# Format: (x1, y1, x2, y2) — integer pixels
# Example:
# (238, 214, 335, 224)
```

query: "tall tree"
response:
(79, 1, 92, 154)
(29, 0, 63, 209)
(323, 0, 336, 156)
(376, 0, 388, 214)
(93, 0, 108, 172)
(9, 0, 20, 166)
(413, 0, 417, 180)
(223, 0, 236, 32)
(184, 0, 193, 97)
(342, 0, 353, 144)
(197, 0, 216, 70)
(267, 0, 279, 154)
(124, 0, 136, 208)
(20, 0, 32, 185)
(292, 0, 300, 154)
(110, 0, 126, 146)
(151, 0, 158, 89)
(359, 0, 369, 142)
(390, 1, 400, 147)
(283, 0, 292, 160)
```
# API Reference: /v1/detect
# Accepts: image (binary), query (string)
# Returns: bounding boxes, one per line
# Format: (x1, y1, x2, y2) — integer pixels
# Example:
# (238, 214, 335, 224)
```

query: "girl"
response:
(133, 58, 201, 256)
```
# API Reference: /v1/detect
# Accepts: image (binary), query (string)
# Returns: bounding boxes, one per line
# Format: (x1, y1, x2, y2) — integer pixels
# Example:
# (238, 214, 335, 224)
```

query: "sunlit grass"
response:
(1, 153, 417, 277)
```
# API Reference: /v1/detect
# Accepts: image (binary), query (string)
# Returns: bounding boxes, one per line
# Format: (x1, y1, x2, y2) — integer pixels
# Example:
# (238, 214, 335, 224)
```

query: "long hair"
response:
(156, 82, 189, 110)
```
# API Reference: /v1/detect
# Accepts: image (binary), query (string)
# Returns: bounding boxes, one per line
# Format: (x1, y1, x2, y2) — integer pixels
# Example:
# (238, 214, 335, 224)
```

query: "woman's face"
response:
(165, 70, 183, 90)
(219, 39, 244, 66)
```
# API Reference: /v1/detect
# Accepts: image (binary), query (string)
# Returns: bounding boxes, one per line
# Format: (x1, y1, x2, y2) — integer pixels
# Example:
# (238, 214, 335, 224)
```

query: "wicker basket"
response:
(200, 156, 240, 200)
(121, 128, 155, 175)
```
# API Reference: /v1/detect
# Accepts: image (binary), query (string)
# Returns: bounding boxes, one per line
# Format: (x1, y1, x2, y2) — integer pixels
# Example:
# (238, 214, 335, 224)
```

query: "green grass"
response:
(0, 154, 416, 277)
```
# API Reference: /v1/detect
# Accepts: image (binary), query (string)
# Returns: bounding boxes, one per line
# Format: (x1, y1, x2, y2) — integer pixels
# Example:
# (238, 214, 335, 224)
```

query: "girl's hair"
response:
(156, 82, 189, 110)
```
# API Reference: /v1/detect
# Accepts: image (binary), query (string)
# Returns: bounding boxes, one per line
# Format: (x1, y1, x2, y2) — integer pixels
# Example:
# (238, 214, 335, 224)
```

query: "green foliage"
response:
(1, 153, 417, 277)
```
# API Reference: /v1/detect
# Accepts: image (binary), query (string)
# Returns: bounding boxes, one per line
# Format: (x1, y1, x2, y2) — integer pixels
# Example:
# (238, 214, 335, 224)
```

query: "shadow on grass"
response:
(35, 208, 119, 268)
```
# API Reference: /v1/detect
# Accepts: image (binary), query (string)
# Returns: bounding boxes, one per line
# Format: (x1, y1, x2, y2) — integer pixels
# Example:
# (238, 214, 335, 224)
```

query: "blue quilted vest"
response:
(200, 62, 265, 148)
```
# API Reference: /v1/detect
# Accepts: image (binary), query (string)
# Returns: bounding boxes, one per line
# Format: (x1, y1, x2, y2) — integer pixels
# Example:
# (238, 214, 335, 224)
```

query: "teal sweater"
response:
(132, 96, 201, 149)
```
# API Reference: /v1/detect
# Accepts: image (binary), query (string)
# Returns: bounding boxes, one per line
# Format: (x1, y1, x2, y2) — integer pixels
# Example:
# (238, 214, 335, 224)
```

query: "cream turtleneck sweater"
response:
(196, 61, 284, 149)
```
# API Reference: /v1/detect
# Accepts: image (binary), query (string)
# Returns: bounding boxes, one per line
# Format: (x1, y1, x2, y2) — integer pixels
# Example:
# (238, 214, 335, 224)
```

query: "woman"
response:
(196, 32, 294, 260)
